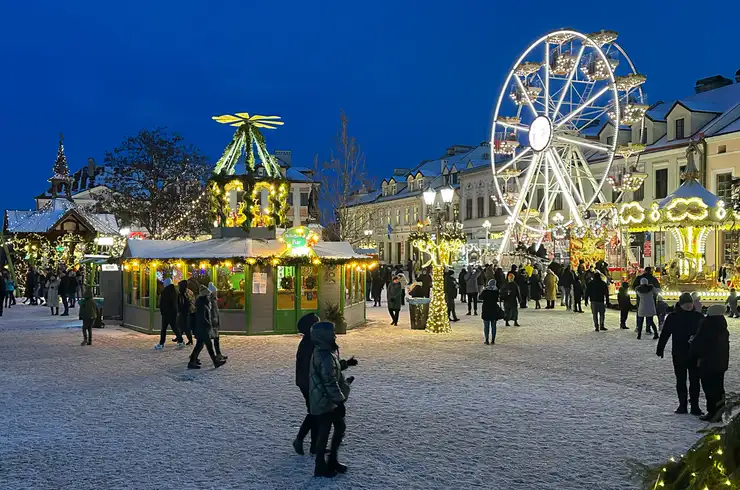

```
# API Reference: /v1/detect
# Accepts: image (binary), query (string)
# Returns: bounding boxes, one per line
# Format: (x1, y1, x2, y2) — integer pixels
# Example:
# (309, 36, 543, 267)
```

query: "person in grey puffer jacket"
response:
(465, 267, 482, 315)
(309, 321, 356, 478)
(635, 278, 659, 339)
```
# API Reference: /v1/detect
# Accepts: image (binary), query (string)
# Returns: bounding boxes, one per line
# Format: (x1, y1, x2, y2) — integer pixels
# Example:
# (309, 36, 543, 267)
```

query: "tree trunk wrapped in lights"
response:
(410, 227, 465, 334)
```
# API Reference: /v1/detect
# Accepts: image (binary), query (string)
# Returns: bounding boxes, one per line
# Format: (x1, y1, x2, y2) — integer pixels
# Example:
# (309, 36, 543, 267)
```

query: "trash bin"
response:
(408, 297, 431, 330)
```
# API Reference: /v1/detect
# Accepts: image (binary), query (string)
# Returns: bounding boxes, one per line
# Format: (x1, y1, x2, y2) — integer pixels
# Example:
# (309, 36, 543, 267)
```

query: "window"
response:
(344, 265, 364, 306)
(675, 118, 685, 139)
(404, 207, 410, 224)
(634, 183, 644, 201)
(553, 194, 563, 210)
(141, 265, 151, 307)
(606, 136, 614, 146)
(716, 173, 733, 200)
(680, 165, 687, 184)
(300, 192, 309, 206)
(395, 209, 401, 225)
(495, 202, 502, 216)
(276, 266, 296, 310)
(640, 126, 648, 144)
(655, 168, 668, 199)
(477, 196, 485, 218)
(386, 209, 391, 225)
(413, 206, 418, 224)
(488, 196, 495, 217)
(287, 192, 294, 206)
(408, 179, 415, 192)
(465, 198, 473, 220)
(214, 263, 245, 310)
(451, 173, 459, 185)
(719, 145, 727, 154)
(654, 231, 666, 267)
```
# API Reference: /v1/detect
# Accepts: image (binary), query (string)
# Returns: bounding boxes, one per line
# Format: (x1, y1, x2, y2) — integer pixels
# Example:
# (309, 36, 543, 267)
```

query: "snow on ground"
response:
(0, 299, 737, 490)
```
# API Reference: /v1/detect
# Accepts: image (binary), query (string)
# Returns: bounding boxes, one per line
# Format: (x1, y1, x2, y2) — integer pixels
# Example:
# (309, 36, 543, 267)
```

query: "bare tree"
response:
(314, 111, 372, 244)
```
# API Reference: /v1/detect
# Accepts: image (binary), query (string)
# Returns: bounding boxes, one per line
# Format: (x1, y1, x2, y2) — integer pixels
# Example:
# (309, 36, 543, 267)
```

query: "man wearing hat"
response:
(656, 292, 704, 415)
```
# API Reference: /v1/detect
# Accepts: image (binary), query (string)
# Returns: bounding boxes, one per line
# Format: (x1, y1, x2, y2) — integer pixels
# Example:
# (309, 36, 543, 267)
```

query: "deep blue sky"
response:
(1, 0, 737, 213)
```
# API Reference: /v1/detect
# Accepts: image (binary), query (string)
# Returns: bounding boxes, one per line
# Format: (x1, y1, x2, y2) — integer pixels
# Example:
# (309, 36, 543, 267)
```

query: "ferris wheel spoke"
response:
(571, 145, 609, 203)
(544, 42, 550, 118)
(553, 45, 585, 122)
(545, 152, 584, 226)
(497, 152, 541, 256)
(513, 75, 539, 118)
(554, 135, 612, 153)
(494, 147, 533, 174)
(548, 149, 586, 206)
(555, 85, 610, 129)
(495, 120, 529, 132)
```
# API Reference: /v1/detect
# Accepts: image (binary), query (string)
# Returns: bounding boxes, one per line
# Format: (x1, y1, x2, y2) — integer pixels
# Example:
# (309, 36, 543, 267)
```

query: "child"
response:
(617, 282, 631, 330)
(656, 295, 669, 329)
(726, 288, 739, 318)
(78, 289, 98, 346)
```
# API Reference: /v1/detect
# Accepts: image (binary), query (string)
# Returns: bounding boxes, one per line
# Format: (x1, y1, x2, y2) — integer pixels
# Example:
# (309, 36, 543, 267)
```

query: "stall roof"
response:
(124, 238, 367, 260)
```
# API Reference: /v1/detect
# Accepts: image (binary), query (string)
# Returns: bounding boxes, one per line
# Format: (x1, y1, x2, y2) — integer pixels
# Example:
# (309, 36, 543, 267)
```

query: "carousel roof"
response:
(657, 178, 721, 209)
(5, 198, 119, 235)
(123, 237, 367, 260)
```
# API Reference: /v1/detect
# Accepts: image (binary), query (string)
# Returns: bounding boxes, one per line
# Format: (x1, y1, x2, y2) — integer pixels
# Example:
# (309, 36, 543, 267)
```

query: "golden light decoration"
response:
(619, 202, 646, 225)
(665, 197, 709, 222)
(212, 112, 284, 177)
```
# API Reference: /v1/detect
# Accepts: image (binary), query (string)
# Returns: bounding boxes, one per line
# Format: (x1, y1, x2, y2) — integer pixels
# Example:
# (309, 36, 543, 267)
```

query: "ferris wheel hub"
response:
(529, 116, 553, 152)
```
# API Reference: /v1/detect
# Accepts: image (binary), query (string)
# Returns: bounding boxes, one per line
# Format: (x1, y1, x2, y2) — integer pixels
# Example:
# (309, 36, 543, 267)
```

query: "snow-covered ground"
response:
(0, 299, 736, 489)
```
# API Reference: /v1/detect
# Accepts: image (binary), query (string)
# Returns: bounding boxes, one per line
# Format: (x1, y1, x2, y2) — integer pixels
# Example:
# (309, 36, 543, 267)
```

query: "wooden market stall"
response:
(121, 230, 375, 335)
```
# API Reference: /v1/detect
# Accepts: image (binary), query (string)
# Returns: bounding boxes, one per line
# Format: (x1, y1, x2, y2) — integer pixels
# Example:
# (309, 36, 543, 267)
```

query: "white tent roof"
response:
(124, 238, 364, 260)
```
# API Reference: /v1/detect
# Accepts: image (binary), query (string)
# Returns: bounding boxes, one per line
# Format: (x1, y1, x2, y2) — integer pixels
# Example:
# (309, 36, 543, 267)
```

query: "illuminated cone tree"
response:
(211, 113, 284, 177)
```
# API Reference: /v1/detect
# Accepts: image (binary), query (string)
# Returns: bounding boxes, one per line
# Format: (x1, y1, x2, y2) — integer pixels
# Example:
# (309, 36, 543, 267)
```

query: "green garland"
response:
(208, 173, 290, 231)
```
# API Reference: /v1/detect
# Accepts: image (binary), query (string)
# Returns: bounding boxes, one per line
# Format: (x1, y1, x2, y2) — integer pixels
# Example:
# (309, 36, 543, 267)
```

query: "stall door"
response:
(275, 266, 297, 332)
(297, 265, 319, 320)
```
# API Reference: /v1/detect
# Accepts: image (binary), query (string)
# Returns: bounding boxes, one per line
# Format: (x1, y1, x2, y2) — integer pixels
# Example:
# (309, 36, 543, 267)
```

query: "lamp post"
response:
(416, 184, 461, 333)
(363, 229, 373, 248)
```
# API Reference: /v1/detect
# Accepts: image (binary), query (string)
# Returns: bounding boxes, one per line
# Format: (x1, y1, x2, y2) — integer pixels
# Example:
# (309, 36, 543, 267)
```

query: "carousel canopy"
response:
(123, 237, 367, 261)
(658, 178, 721, 209)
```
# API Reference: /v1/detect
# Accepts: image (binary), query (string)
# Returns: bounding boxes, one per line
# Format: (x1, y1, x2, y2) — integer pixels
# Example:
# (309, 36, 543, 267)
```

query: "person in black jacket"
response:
(458, 267, 467, 304)
(479, 280, 501, 344)
(690, 305, 730, 422)
(293, 313, 321, 455)
(528, 270, 543, 309)
(656, 293, 704, 415)
(417, 268, 433, 298)
(617, 282, 631, 329)
(500, 274, 521, 326)
(188, 285, 226, 369)
(445, 269, 460, 322)
(585, 272, 609, 331)
(516, 269, 529, 308)
(177, 280, 195, 346)
(155, 278, 182, 349)
(572, 276, 584, 313)
(370, 270, 384, 307)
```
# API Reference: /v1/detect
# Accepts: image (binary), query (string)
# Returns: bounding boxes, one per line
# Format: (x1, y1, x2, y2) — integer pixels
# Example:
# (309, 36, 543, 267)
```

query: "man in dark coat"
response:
(458, 267, 467, 303)
(59, 270, 71, 315)
(386, 276, 402, 325)
(309, 321, 355, 477)
(293, 313, 321, 455)
(515, 269, 529, 308)
(585, 272, 608, 331)
(418, 268, 433, 298)
(25, 267, 36, 305)
(155, 278, 182, 349)
(406, 258, 414, 282)
(528, 270, 543, 309)
(656, 292, 704, 415)
(494, 267, 505, 291)
(188, 285, 226, 369)
(371, 271, 384, 307)
(464, 267, 482, 315)
(177, 280, 195, 345)
(691, 305, 730, 422)
(445, 269, 460, 322)
(479, 280, 500, 344)
(632, 266, 660, 290)
(500, 273, 521, 326)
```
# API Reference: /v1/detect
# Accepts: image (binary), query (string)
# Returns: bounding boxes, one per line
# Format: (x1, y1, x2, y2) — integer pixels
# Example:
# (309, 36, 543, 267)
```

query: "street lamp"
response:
(423, 185, 437, 207)
(363, 229, 373, 248)
(482, 220, 491, 246)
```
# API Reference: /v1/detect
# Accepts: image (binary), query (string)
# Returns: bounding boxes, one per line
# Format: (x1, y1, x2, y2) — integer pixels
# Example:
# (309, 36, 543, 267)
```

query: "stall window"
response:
(216, 263, 245, 310)
(300, 266, 318, 310)
(277, 266, 296, 310)
(141, 265, 151, 307)
(344, 266, 365, 306)
(155, 264, 185, 309)
(131, 265, 141, 306)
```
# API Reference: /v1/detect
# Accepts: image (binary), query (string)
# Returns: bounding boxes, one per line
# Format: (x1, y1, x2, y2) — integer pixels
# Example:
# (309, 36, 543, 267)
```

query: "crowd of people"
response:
(0, 266, 85, 317)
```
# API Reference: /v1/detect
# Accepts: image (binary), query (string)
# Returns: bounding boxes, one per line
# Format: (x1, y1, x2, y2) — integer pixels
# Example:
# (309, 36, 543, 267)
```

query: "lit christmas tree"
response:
(53, 133, 69, 178)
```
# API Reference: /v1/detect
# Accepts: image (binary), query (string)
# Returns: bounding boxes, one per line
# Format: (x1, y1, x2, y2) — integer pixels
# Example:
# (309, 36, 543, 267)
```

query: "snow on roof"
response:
(285, 167, 314, 183)
(645, 102, 671, 122)
(124, 237, 364, 260)
(657, 179, 720, 209)
(5, 198, 119, 234)
(716, 116, 740, 136)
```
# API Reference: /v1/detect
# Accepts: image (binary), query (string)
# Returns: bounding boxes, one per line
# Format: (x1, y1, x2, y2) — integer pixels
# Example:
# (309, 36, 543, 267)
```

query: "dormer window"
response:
(675, 118, 685, 139)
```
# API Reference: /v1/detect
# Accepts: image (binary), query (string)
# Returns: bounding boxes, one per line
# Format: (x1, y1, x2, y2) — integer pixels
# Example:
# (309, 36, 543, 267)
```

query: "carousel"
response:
(617, 141, 738, 302)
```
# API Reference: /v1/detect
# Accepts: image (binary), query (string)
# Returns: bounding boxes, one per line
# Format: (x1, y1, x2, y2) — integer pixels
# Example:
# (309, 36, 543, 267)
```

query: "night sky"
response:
(1, 0, 737, 213)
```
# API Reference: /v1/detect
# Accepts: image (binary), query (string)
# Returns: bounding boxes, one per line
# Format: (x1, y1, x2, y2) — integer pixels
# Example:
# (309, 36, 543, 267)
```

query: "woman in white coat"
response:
(46, 274, 61, 316)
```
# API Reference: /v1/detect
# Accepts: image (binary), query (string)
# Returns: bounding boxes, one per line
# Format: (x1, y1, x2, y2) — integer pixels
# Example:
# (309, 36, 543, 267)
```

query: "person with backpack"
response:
(177, 280, 195, 346)
(479, 280, 501, 345)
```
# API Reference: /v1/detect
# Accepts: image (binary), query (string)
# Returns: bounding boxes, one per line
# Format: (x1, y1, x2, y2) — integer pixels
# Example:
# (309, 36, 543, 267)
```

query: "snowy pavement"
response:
(0, 300, 737, 490)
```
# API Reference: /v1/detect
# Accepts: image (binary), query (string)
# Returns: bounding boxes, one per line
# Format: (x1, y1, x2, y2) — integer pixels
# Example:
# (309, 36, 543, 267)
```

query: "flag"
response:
(387, 224, 392, 239)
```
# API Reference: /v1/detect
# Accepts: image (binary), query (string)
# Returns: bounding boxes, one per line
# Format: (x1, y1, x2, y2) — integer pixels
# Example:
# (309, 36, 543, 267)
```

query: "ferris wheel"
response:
(490, 29, 646, 255)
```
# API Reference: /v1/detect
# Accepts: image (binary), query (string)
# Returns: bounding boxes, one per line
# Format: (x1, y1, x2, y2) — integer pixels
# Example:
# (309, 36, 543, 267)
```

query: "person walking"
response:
(65, 270, 77, 308)
(78, 288, 97, 346)
(154, 278, 182, 350)
(529, 269, 543, 309)
(396, 271, 408, 307)
(188, 285, 226, 369)
(690, 304, 730, 422)
(46, 273, 61, 315)
(479, 279, 501, 344)
(5, 272, 15, 308)
(464, 267, 482, 315)
(726, 288, 739, 318)
(386, 275, 402, 325)
(516, 269, 529, 309)
(458, 267, 468, 304)
(572, 275, 584, 313)
(656, 293, 703, 416)
(559, 266, 575, 310)
(617, 282, 631, 329)
(59, 270, 71, 315)
(371, 271, 384, 307)
(309, 321, 355, 477)
(656, 295, 669, 329)
(25, 267, 36, 305)
(586, 272, 608, 331)
(177, 280, 195, 346)
(494, 267, 505, 291)
(445, 269, 460, 322)
(0, 272, 5, 317)
(544, 268, 558, 309)
(207, 283, 228, 361)
(501, 273, 521, 326)
(635, 278, 659, 339)
(293, 313, 323, 455)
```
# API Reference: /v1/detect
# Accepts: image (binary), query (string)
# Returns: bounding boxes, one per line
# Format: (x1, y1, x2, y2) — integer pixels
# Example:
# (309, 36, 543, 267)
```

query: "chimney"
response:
(274, 150, 292, 166)
(87, 158, 96, 178)
(694, 75, 732, 94)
